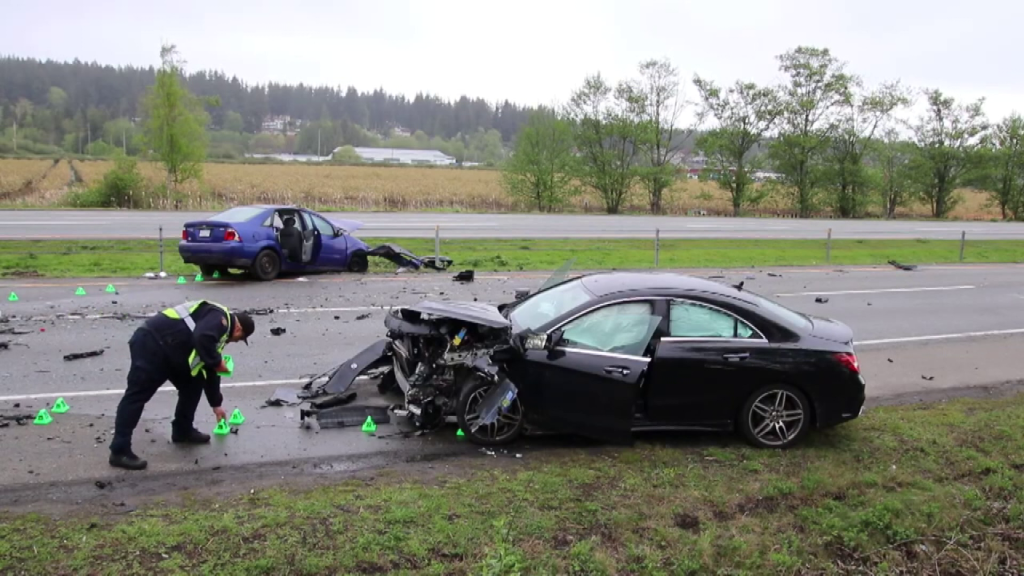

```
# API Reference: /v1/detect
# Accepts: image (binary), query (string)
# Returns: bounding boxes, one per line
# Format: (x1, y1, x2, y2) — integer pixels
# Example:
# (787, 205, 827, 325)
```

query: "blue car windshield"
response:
(210, 207, 265, 222)
(509, 279, 595, 332)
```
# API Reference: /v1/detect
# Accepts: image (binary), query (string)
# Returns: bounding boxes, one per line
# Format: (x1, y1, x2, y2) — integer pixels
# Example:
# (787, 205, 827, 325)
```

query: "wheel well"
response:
(735, 381, 818, 430)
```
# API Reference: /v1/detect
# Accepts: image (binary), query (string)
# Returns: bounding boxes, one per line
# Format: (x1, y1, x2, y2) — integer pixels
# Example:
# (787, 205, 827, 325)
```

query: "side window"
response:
(670, 300, 758, 339)
(299, 211, 314, 231)
(310, 214, 336, 236)
(559, 301, 660, 357)
(263, 212, 284, 228)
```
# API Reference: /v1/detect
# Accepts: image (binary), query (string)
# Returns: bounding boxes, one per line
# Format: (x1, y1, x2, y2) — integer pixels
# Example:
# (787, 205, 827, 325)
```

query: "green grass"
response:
(1, 395, 1023, 574)
(1, 238, 1023, 278)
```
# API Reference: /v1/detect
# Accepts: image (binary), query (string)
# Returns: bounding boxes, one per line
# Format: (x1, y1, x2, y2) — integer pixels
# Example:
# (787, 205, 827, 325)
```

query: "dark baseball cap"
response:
(234, 311, 255, 345)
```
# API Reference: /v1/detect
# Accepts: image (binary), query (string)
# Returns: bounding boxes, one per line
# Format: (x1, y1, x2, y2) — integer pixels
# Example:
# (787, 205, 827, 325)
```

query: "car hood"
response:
(405, 300, 511, 329)
(328, 218, 364, 234)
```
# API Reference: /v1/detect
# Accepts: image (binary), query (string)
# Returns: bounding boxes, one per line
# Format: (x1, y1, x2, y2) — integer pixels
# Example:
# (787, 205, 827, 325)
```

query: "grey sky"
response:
(3, 0, 1021, 122)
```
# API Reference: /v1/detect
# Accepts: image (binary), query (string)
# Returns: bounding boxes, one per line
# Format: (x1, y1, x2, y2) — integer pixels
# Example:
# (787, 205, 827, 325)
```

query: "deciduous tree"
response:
(693, 78, 781, 216)
(501, 110, 578, 212)
(141, 44, 212, 205)
(769, 47, 855, 217)
(909, 89, 988, 218)
(975, 114, 1024, 220)
(565, 73, 641, 214)
(871, 128, 918, 219)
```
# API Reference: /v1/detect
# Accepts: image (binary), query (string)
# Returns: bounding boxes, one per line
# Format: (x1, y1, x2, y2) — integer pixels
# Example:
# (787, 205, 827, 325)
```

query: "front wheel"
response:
(347, 251, 368, 273)
(738, 384, 811, 449)
(456, 376, 524, 446)
(250, 249, 281, 281)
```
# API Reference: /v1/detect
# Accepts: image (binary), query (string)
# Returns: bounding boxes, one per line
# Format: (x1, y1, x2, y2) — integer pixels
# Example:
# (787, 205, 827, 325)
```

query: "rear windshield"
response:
(210, 207, 265, 222)
(746, 291, 812, 330)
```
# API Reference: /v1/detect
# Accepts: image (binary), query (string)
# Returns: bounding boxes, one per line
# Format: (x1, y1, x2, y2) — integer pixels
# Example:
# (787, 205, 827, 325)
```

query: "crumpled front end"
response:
(367, 243, 453, 272)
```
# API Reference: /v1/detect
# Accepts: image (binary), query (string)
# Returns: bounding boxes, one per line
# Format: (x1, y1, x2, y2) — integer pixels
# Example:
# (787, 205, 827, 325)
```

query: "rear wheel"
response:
(738, 384, 811, 449)
(456, 376, 524, 446)
(250, 249, 281, 281)
(347, 251, 368, 273)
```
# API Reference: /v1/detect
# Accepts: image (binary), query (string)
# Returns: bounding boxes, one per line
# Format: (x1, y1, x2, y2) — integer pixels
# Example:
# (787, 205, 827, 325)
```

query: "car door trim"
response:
(554, 347, 652, 363)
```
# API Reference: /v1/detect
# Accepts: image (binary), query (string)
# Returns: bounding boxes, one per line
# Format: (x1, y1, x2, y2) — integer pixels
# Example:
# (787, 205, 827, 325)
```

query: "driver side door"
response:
(298, 211, 318, 264)
(514, 300, 662, 444)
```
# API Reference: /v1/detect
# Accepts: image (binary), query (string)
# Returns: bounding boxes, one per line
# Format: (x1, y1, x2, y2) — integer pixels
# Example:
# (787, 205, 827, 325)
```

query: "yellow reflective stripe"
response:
(160, 300, 232, 375)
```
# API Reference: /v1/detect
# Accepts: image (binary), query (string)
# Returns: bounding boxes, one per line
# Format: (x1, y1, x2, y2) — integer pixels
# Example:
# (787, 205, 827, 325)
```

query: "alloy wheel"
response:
(747, 389, 805, 447)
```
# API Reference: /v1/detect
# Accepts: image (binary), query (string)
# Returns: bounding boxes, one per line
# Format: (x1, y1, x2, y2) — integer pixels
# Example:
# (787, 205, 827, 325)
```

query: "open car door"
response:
(511, 301, 661, 444)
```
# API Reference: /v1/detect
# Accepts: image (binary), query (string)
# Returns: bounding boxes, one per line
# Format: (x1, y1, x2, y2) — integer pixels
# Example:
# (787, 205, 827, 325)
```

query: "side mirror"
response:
(334, 228, 344, 237)
(547, 329, 564, 350)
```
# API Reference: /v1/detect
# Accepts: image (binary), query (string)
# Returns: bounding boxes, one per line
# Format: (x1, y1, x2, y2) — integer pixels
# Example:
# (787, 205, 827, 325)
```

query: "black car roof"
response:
(578, 271, 753, 301)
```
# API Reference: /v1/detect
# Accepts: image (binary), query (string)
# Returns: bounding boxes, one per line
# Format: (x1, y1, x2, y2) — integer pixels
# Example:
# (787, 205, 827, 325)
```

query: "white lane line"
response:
(776, 285, 975, 297)
(0, 379, 307, 402)
(858, 328, 1024, 346)
(276, 306, 388, 314)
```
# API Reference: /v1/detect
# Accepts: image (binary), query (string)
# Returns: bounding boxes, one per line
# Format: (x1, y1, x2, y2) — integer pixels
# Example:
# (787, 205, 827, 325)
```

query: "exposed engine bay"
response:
(376, 303, 514, 430)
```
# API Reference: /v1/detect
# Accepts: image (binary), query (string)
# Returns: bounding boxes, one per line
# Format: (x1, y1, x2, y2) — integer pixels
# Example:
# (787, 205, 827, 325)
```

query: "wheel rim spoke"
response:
(749, 389, 804, 446)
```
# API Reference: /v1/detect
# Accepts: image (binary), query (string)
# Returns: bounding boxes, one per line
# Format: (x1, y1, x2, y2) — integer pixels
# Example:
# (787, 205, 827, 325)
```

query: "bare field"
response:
(0, 158, 1004, 219)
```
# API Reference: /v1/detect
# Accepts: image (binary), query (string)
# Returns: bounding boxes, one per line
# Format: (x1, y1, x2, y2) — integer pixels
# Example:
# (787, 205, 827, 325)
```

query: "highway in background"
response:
(3, 210, 1024, 240)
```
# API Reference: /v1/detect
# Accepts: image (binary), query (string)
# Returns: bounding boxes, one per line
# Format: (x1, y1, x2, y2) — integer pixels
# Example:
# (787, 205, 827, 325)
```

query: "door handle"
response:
(603, 365, 631, 376)
(722, 352, 750, 361)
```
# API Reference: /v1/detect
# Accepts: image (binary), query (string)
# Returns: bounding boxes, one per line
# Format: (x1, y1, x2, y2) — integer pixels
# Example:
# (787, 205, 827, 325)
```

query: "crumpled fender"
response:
(367, 243, 453, 271)
(324, 338, 392, 395)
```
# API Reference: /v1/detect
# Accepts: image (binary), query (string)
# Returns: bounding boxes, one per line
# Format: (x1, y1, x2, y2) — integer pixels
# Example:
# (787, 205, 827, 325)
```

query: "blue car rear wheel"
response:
(250, 249, 281, 281)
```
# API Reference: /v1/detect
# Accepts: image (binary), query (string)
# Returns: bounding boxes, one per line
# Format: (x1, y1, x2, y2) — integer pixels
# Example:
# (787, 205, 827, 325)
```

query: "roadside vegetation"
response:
(3, 45, 1023, 221)
(1, 393, 1022, 574)
(1, 237, 1022, 278)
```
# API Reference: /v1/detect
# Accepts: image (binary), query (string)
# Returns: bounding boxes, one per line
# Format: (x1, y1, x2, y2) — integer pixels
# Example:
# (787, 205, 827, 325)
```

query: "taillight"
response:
(224, 228, 240, 242)
(181, 229, 188, 240)
(834, 352, 860, 374)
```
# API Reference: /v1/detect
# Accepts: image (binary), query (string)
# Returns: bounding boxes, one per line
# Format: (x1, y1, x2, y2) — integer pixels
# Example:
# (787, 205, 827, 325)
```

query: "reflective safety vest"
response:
(161, 300, 232, 377)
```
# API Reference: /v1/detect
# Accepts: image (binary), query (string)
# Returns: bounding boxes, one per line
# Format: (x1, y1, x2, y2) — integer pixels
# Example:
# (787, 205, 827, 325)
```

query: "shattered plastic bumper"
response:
(367, 243, 453, 271)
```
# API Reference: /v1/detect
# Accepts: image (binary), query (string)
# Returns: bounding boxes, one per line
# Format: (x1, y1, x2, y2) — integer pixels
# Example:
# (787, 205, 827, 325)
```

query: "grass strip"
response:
(0, 238, 1022, 278)
(1, 395, 1022, 574)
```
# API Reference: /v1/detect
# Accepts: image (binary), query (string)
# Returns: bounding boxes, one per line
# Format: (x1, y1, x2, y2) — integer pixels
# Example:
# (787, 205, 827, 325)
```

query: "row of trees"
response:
(503, 47, 1022, 220)
(0, 53, 538, 156)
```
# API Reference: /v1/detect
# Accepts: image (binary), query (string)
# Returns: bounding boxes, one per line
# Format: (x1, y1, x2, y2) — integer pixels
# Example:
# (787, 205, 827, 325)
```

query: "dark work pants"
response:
(109, 327, 206, 455)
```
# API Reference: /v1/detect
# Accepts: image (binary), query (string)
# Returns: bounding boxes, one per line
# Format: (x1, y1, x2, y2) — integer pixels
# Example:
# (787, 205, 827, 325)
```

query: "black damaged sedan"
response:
(324, 268, 866, 449)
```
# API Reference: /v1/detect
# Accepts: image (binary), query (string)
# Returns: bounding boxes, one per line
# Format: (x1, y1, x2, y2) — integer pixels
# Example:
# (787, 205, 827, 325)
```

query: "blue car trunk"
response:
(183, 221, 232, 243)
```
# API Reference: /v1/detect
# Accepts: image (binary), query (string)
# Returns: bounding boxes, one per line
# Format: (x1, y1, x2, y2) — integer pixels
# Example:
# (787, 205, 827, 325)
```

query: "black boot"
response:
(109, 451, 148, 471)
(171, 428, 211, 444)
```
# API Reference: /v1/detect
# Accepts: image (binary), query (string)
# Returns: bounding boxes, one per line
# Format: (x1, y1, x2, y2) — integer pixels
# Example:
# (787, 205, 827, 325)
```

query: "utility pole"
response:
(122, 129, 127, 154)
(318, 128, 321, 157)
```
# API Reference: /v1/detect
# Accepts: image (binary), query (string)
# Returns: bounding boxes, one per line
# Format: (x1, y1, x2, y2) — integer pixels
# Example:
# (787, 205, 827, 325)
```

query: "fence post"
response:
(654, 228, 660, 268)
(959, 230, 966, 262)
(826, 228, 832, 263)
(434, 225, 440, 260)
(158, 225, 164, 274)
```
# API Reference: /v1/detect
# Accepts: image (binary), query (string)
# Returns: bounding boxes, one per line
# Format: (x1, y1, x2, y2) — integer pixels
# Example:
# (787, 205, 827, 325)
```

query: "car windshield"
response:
(745, 290, 812, 330)
(210, 206, 265, 222)
(509, 278, 595, 332)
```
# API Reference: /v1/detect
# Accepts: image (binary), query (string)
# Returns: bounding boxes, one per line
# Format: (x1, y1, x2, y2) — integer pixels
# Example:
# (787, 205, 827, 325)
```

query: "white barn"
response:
(347, 147, 457, 166)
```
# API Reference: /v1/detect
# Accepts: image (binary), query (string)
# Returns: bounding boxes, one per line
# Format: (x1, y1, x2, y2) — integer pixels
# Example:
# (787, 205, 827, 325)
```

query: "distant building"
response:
(261, 115, 293, 134)
(346, 147, 457, 166)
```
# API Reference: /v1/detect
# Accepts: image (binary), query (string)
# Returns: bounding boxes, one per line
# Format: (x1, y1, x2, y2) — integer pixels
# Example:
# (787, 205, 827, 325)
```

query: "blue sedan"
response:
(178, 205, 452, 281)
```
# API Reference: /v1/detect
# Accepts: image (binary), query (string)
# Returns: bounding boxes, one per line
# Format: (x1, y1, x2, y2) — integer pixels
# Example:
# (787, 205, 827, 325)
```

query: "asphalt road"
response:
(1, 263, 1023, 494)
(4, 210, 1024, 240)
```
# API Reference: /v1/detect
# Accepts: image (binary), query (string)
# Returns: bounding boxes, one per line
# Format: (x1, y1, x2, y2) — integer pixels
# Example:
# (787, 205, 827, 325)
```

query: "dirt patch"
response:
(673, 512, 701, 533)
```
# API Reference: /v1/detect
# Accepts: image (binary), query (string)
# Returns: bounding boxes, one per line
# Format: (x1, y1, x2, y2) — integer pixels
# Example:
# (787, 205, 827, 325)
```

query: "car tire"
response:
(250, 249, 281, 281)
(347, 251, 368, 273)
(738, 384, 812, 449)
(455, 376, 524, 447)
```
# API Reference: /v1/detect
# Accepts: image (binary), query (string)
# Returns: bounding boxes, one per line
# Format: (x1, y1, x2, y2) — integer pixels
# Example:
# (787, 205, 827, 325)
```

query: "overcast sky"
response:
(3, 0, 1021, 122)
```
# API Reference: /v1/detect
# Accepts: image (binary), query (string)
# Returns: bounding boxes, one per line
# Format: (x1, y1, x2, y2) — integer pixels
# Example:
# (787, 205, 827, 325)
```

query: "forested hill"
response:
(0, 55, 538, 141)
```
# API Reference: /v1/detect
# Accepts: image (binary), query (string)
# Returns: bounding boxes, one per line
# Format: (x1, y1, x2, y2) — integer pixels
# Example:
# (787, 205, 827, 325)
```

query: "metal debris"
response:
(888, 260, 918, 271)
(64, 349, 105, 361)
(453, 270, 475, 282)
(355, 313, 372, 321)
(270, 327, 287, 336)
(265, 388, 302, 407)
(244, 308, 275, 316)
(95, 480, 110, 490)
(815, 297, 829, 304)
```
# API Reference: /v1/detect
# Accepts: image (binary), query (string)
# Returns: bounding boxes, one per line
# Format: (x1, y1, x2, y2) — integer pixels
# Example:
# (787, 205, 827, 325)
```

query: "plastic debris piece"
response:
(64, 349, 104, 361)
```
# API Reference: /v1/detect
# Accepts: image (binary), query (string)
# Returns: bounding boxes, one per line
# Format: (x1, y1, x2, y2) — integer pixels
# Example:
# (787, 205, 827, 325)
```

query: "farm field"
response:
(0, 157, 1005, 220)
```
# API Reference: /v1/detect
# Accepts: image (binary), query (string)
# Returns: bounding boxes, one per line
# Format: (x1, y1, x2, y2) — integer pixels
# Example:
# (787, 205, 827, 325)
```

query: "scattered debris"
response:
(300, 405, 391, 429)
(94, 480, 111, 490)
(815, 297, 829, 304)
(0, 327, 31, 335)
(355, 313, 372, 321)
(334, 316, 340, 320)
(922, 375, 935, 381)
(270, 327, 287, 336)
(888, 358, 894, 363)
(243, 308, 275, 316)
(767, 272, 782, 278)
(888, 260, 918, 271)
(707, 275, 725, 279)
(64, 349, 104, 361)
(230, 427, 239, 434)
(265, 388, 302, 407)
(453, 270, 475, 283)
(0, 342, 8, 351)
(733, 281, 745, 291)
(310, 391, 357, 410)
